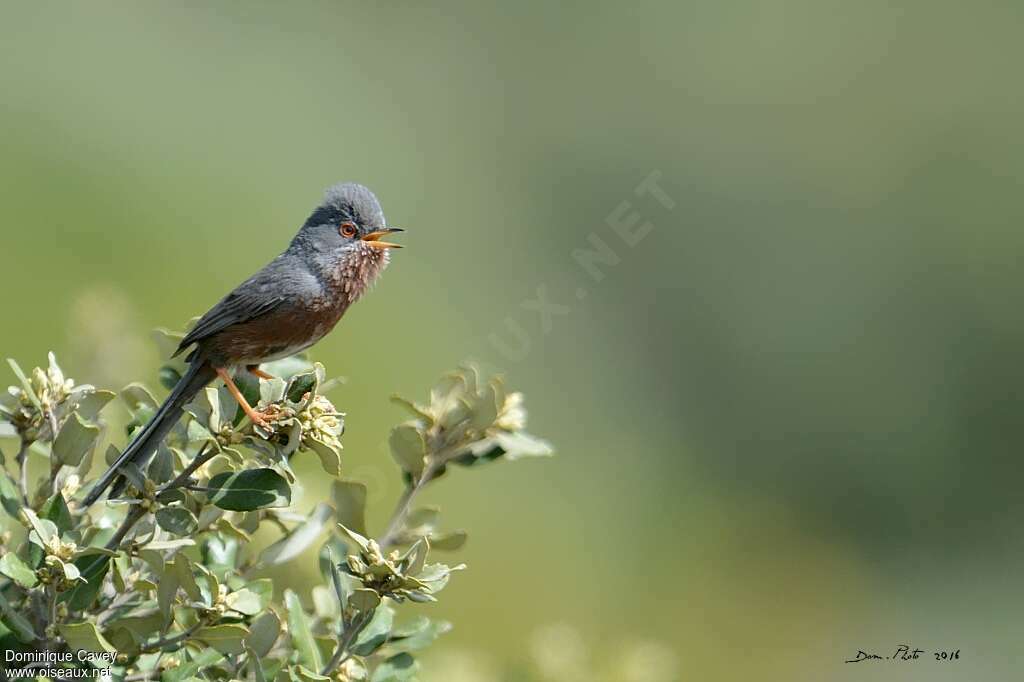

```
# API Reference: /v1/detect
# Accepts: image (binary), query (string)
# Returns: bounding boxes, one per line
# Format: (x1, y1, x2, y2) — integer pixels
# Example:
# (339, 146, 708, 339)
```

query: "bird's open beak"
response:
(361, 228, 404, 249)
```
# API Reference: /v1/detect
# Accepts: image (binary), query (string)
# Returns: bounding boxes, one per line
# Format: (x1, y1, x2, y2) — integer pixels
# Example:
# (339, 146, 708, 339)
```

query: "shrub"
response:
(0, 330, 551, 681)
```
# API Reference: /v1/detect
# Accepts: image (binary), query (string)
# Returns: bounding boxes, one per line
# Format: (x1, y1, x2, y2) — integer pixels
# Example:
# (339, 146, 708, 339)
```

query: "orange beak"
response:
(361, 228, 404, 249)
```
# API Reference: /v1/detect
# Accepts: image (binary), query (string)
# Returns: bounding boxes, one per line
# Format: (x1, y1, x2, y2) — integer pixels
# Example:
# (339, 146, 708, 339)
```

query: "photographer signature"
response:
(845, 646, 960, 663)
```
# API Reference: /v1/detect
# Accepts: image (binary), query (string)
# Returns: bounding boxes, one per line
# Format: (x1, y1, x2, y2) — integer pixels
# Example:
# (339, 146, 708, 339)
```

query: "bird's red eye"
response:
(340, 222, 357, 238)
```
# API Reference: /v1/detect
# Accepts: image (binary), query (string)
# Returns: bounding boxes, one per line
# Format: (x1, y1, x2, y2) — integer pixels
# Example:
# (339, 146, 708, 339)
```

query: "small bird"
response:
(82, 182, 403, 506)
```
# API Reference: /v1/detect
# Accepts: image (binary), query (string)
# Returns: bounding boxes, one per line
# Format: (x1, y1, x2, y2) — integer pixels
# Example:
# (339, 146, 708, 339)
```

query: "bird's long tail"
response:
(82, 360, 216, 506)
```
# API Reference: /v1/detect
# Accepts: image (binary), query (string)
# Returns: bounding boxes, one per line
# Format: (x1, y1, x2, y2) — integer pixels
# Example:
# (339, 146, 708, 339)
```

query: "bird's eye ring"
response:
(340, 222, 357, 238)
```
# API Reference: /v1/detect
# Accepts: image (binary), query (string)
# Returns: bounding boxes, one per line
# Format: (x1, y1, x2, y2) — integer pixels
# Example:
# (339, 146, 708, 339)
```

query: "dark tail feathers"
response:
(82, 361, 216, 506)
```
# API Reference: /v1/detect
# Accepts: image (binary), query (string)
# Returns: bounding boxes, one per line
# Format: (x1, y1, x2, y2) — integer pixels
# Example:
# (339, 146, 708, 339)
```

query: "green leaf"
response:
(328, 548, 349, 615)
(23, 508, 58, 547)
(399, 538, 429, 577)
(51, 409, 100, 466)
(284, 589, 322, 672)
(0, 552, 37, 588)
(63, 555, 110, 610)
(429, 530, 468, 551)
(371, 653, 418, 682)
(145, 538, 196, 552)
(173, 554, 202, 602)
(162, 648, 224, 682)
(225, 588, 263, 616)
(206, 468, 291, 511)
(336, 523, 372, 554)
(388, 617, 452, 652)
(351, 604, 393, 656)
(121, 383, 159, 411)
(258, 503, 332, 566)
(246, 610, 280, 658)
(389, 424, 426, 477)
(70, 389, 116, 421)
(0, 591, 37, 643)
(0, 473, 21, 519)
(348, 588, 380, 613)
(40, 492, 73, 535)
(157, 567, 180, 628)
(291, 666, 331, 682)
(59, 622, 116, 653)
(331, 480, 367, 537)
(7, 359, 41, 412)
(307, 438, 342, 477)
(155, 507, 199, 536)
(196, 624, 249, 655)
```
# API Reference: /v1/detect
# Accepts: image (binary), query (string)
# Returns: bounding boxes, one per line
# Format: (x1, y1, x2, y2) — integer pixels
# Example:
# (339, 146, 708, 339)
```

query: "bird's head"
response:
(292, 182, 404, 258)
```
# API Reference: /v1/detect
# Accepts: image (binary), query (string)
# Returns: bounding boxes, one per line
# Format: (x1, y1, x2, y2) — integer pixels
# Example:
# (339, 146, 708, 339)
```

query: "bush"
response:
(0, 330, 551, 681)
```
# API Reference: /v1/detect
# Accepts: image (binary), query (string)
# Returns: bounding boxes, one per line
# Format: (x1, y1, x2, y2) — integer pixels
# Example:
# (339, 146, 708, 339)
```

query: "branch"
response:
(15, 439, 30, 506)
(379, 444, 464, 550)
(321, 610, 372, 676)
(102, 443, 216, 551)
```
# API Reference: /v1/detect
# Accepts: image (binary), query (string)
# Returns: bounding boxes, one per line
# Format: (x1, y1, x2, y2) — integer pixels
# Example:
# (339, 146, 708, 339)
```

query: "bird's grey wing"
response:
(174, 257, 298, 356)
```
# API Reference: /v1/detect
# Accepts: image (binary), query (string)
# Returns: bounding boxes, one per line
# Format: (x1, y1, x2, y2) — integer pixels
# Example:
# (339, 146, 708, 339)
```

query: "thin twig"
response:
(321, 610, 372, 676)
(379, 444, 464, 550)
(15, 439, 31, 505)
(101, 443, 215, 552)
(140, 621, 203, 654)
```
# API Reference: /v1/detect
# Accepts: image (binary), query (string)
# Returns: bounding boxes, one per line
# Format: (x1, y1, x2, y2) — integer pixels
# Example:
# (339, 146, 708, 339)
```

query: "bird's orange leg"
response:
(247, 365, 276, 381)
(216, 367, 270, 428)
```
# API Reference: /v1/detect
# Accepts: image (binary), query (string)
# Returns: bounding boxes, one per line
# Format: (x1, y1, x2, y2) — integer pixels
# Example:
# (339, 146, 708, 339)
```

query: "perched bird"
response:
(82, 182, 403, 506)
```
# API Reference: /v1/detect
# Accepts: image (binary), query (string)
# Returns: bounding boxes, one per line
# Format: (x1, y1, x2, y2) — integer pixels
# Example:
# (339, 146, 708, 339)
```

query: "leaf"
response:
(328, 548, 349, 615)
(388, 617, 452, 652)
(307, 438, 342, 477)
(0, 473, 20, 519)
(173, 555, 202, 602)
(196, 624, 249, 655)
(63, 555, 110, 610)
(0, 591, 37, 643)
(202, 536, 238, 577)
(371, 653, 418, 682)
(206, 468, 291, 511)
(493, 431, 554, 460)
(351, 604, 393, 656)
(0, 553, 37, 588)
(284, 589, 322, 672)
(121, 383, 159, 412)
(52, 412, 101, 467)
(145, 538, 196, 552)
(7, 359, 41, 412)
(70, 389, 116, 421)
(225, 588, 263, 616)
(157, 567, 180, 628)
(23, 508, 58, 547)
(336, 523, 372, 554)
(429, 530, 468, 551)
(40, 492, 73, 535)
(155, 507, 199, 536)
(162, 648, 224, 682)
(331, 480, 368, 537)
(399, 538, 429, 577)
(348, 588, 380, 613)
(258, 503, 333, 566)
(59, 622, 116, 653)
(389, 424, 426, 477)
(246, 610, 280, 658)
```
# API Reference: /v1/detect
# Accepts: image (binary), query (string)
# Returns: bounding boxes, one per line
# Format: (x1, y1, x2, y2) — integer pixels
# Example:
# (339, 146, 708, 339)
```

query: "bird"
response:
(82, 182, 403, 506)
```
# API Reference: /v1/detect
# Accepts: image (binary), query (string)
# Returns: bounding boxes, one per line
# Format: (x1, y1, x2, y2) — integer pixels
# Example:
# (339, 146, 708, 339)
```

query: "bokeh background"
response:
(2, 2, 1023, 680)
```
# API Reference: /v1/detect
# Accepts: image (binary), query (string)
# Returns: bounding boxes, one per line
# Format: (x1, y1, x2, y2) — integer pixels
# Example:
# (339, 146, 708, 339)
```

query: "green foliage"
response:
(0, 340, 551, 681)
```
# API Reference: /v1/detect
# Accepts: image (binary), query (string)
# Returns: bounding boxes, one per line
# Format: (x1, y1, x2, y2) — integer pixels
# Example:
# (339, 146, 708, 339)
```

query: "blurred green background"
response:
(2, 1, 1023, 680)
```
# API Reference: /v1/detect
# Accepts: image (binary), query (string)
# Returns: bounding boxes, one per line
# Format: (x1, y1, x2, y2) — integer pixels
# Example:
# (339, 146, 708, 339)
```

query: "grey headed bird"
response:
(82, 182, 403, 506)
